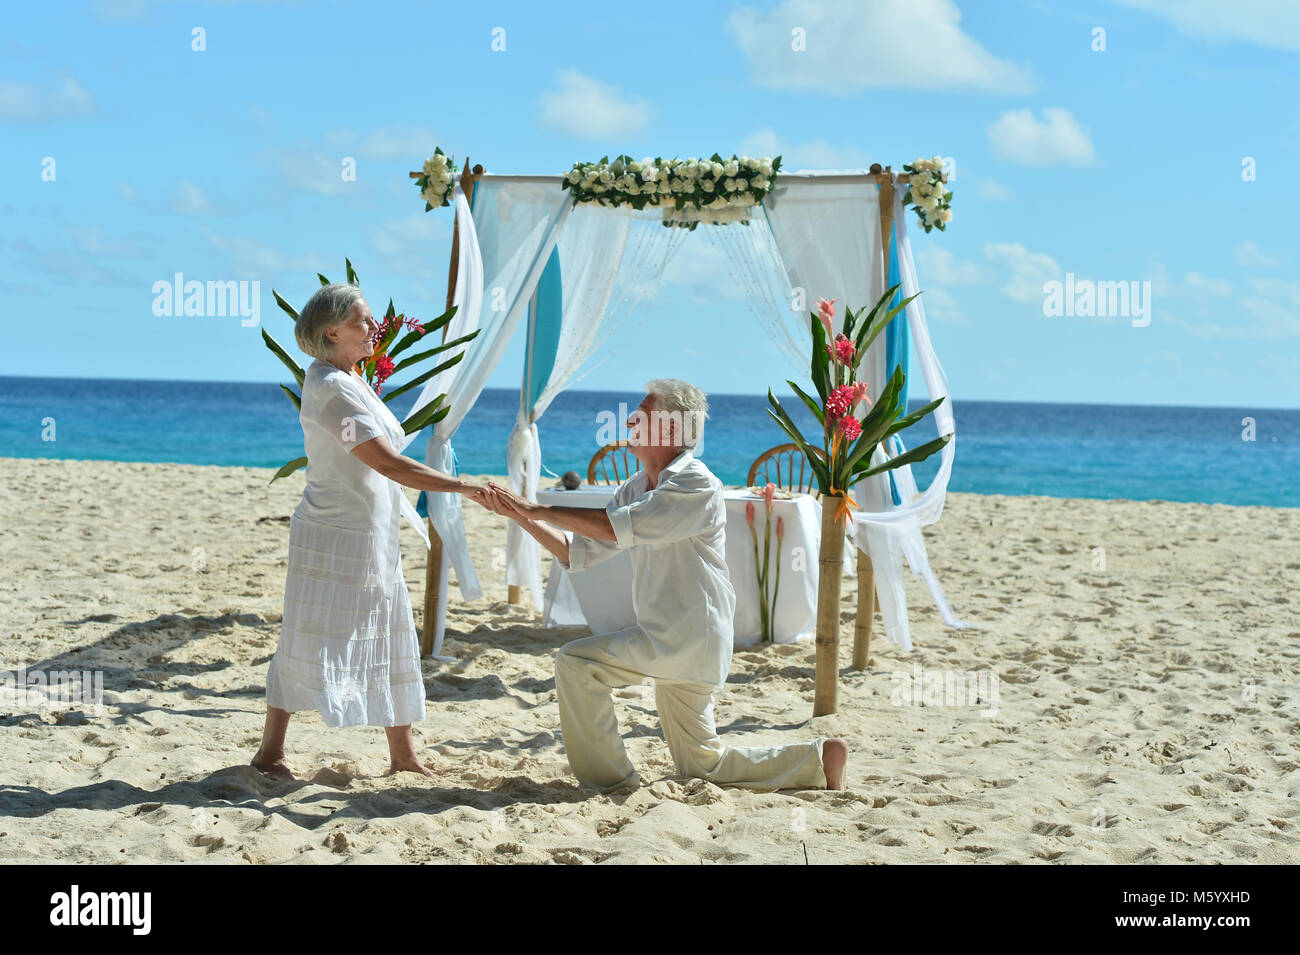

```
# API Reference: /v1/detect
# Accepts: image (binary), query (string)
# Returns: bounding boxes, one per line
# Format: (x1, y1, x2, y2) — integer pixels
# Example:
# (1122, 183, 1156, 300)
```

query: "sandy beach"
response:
(1, 456, 1296, 864)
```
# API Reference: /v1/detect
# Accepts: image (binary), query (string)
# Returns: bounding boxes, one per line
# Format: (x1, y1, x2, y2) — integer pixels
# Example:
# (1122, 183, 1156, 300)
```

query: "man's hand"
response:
(485, 481, 535, 521)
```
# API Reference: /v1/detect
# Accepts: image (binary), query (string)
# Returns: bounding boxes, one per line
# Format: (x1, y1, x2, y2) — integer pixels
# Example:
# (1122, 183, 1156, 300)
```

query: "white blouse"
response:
(565, 450, 737, 687)
(295, 359, 429, 585)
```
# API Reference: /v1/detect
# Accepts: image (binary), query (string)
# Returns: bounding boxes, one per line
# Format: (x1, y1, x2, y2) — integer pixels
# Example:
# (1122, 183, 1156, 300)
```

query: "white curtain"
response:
(760, 171, 971, 650)
(407, 177, 573, 658)
(506, 204, 691, 607)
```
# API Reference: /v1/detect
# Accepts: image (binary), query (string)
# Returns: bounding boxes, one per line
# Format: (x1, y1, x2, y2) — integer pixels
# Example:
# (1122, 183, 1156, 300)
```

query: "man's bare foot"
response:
(251, 750, 295, 781)
(384, 758, 437, 778)
(822, 738, 848, 790)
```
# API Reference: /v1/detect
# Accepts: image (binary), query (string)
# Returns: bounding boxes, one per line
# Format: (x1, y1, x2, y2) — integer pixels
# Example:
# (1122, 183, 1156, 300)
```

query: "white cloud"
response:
(1183, 271, 1232, 296)
(0, 77, 94, 124)
(738, 129, 870, 171)
(917, 246, 989, 286)
(369, 214, 442, 277)
(168, 179, 213, 215)
(984, 241, 1062, 304)
(65, 225, 146, 258)
(978, 179, 1012, 201)
(916, 286, 969, 325)
(538, 69, 652, 139)
(727, 0, 1034, 94)
(324, 125, 444, 161)
(202, 228, 323, 278)
(1112, 0, 1300, 53)
(1235, 238, 1280, 268)
(988, 108, 1098, 166)
(274, 147, 354, 196)
(1240, 277, 1300, 337)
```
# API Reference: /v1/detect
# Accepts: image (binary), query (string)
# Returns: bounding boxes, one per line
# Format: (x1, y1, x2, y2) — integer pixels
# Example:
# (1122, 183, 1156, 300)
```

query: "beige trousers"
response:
(554, 630, 828, 793)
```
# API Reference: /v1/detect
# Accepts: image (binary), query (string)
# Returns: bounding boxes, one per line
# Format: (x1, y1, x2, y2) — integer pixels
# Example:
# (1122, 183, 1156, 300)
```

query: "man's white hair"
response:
(644, 378, 708, 449)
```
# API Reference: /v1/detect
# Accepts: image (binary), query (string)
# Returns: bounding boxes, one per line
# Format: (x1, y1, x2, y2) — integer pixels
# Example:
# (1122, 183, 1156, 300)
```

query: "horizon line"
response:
(1, 372, 1297, 415)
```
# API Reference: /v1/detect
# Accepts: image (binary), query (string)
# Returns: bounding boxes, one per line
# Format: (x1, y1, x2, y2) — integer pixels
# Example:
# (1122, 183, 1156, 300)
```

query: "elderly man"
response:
(479, 378, 847, 793)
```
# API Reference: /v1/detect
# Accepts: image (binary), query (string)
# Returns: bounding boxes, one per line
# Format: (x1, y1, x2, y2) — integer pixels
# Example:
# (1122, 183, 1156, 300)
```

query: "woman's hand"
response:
(484, 483, 533, 521)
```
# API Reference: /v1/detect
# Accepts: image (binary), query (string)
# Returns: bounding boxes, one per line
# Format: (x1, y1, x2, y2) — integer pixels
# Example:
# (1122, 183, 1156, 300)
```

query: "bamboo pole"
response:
(813, 502, 846, 716)
(421, 159, 483, 655)
(851, 164, 895, 670)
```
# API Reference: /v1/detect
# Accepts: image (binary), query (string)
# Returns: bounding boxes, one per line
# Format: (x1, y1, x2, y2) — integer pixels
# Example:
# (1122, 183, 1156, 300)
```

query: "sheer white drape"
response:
(506, 204, 691, 607)
(408, 178, 572, 658)
(759, 171, 971, 650)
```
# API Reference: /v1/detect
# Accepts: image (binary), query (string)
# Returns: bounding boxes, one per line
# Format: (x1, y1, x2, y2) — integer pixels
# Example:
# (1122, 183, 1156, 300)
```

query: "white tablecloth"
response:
(538, 486, 823, 646)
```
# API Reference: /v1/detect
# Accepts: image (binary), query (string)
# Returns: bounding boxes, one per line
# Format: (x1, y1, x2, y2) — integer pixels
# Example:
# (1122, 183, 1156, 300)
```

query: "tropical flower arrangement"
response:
(414, 147, 458, 210)
(901, 156, 952, 233)
(561, 153, 782, 231)
(262, 258, 480, 482)
(767, 290, 949, 514)
(766, 288, 950, 715)
(745, 483, 784, 644)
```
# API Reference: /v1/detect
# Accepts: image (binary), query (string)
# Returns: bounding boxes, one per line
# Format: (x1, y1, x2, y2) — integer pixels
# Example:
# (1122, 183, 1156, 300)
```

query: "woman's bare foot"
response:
(251, 749, 295, 781)
(383, 725, 434, 778)
(384, 758, 437, 778)
(822, 738, 848, 790)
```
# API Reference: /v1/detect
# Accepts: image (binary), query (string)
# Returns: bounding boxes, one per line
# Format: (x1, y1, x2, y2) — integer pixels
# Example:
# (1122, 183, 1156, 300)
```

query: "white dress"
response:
(265, 358, 430, 727)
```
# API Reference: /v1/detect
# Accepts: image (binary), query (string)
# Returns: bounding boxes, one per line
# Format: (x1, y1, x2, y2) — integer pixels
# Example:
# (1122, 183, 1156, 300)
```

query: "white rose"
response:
(759, 159, 773, 176)
(750, 176, 765, 190)
(628, 161, 641, 174)
(593, 183, 608, 193)
(658, 180, 672, 194)
(702, 179, 715, 192)
(939, 208, 953, 223)
(712, 162, 724, 177)
(599, 169, 613, 183)
(724, 160, 739, 176)
(627, 182, 641, 195)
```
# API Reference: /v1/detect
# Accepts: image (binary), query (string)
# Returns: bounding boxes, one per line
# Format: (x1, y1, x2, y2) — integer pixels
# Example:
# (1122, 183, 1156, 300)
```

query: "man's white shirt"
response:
(565, 449, 736, 687)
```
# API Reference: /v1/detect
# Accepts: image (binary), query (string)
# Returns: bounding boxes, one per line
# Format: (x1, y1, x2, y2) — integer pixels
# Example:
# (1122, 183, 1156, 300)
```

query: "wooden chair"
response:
(587, 440, 641, 485)
(746, 443, 819, 497)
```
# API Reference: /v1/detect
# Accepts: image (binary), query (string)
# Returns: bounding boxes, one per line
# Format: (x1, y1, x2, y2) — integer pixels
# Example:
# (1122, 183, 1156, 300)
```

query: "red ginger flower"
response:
(833, 333, 855, 364)
(824, 383, 856, 422)
(837, 414, 862, 441)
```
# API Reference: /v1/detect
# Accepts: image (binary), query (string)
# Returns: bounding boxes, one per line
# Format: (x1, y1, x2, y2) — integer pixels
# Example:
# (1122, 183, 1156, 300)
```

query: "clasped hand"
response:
(465, 481, 532, 522)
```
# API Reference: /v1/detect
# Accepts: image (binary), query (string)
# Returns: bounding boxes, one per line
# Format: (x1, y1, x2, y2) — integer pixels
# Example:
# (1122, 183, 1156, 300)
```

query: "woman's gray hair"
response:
(645, 378, 708, 449)
(295, 283, 363, 359)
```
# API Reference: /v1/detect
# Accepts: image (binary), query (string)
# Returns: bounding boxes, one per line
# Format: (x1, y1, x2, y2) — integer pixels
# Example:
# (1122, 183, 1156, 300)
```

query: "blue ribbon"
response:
(415, 443, 459, 518)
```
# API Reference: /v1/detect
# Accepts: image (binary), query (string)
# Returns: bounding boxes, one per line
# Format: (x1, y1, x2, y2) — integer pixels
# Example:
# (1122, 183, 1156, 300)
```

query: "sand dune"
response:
(1, 457, 1296, 864)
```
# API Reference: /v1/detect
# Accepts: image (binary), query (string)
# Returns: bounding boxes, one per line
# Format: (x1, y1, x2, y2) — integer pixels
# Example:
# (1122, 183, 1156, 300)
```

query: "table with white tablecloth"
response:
(537, 485, 824, 647)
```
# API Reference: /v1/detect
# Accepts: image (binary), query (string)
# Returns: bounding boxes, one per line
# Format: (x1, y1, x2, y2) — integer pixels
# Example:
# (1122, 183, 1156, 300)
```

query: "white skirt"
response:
(266, 514, 426, 727)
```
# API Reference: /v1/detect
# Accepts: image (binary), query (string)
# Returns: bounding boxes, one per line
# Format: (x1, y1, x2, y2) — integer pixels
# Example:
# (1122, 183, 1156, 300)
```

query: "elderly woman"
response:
(252, 283, 481, 780)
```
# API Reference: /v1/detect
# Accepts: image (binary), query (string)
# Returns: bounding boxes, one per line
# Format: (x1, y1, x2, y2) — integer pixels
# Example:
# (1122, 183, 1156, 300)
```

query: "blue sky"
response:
(2, 0, 1298, 409)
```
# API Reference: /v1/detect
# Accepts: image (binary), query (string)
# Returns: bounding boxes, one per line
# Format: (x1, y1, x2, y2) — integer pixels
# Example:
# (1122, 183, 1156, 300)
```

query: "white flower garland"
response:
(562, 153, 782, 231)
(415, 147, 458, 210)
(901, 156, 953, 233)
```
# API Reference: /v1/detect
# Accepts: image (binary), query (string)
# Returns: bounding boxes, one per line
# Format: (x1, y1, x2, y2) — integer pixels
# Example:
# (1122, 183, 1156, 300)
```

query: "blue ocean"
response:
(2, 375, 1296, 508)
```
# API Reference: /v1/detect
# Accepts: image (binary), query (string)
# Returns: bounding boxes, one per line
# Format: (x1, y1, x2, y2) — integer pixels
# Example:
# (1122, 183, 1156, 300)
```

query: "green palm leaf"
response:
(392, 330, 479, 374)
(269, 456, 307, 483)
(262, 329, 304, 387)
